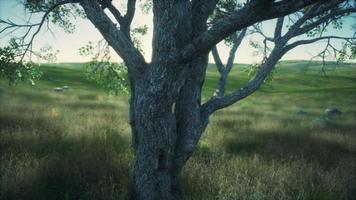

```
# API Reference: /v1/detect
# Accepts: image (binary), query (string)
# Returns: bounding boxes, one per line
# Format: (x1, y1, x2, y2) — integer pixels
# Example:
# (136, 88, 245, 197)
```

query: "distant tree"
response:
(1, 0, 355, 199)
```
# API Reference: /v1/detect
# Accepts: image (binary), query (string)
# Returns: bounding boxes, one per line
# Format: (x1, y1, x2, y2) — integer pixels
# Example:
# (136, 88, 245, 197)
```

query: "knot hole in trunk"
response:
(157, 149, 169, 171)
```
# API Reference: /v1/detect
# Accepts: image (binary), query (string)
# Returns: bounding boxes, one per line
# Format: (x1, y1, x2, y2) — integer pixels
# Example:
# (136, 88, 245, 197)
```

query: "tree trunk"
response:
(130, 57, 208, 200)
(129, 67, 183, 200)
(129, 2, 209, 199)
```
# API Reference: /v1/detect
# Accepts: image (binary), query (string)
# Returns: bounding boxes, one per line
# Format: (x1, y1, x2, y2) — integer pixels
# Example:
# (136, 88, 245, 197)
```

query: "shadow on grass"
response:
(224, 130, 355, 169)
(2, 89, 56, 104)
(0, 114, 62, 134)
(0, 114, 133, 200)
(63, 102, 119, 110)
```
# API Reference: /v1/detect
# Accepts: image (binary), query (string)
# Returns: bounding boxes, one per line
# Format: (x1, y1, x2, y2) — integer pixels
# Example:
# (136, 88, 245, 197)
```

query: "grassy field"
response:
(1, 61, 356, 200)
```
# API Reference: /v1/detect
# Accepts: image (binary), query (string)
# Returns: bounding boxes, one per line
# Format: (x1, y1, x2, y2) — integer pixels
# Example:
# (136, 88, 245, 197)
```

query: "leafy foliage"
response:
(337, 41, 356, 62)
(25, 0, 86, 33)
(79, 41, 129, 95)
(246, 63, 277, 84)
(85, 61, 129, 95)
(131, 25, 148, 53)
(78, 23, 149, 95)
(140, 0, 153, 14)
(0, 46, 42, 85)
(39, 45, 60, 62)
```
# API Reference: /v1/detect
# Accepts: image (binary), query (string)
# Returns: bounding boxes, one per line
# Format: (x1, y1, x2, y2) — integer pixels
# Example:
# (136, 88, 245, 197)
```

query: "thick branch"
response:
(274, 17, 284, 40)
(104, 0, 136, 38)
(106, 3, 125, 25)
(80, 0, 146, 71)
(201, 43, 287, 117)
(211, 46, 224, 74)
(124, 0, 136, 25)
(177, 0, 325, 63)
(191, 0, 219, 36)
(212, 28, 247, 97)
(226, 28, 247, 72)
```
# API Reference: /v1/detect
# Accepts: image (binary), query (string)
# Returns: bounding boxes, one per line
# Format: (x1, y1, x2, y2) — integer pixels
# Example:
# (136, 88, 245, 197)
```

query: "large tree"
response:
(1, 0, 356, 199)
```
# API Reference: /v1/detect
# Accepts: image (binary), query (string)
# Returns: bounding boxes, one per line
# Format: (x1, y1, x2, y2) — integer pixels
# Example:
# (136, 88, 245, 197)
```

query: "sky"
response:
(0, 0, 355, 64)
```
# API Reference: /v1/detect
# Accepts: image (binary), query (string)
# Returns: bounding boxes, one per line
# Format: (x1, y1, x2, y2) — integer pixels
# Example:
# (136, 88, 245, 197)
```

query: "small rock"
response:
(54, 87, 63, 92)
(325, 107, 342, 116)
(62, 85, 69, 90)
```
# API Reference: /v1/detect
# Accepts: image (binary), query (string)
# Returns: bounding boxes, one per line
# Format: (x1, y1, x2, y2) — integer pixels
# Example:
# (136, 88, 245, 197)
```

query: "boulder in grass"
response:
(325, 107, 342, 117)
(62, 85, 69, 90)
(54, 87, 63, 92)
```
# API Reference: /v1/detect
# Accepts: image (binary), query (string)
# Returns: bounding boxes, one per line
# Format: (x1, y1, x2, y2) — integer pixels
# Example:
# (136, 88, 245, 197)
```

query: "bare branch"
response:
(211, 28, 247, 97)
(285, 36, 355, 51)
(286, 1, 339, 35)
(251, 24, 274, 42)
(226, 28, 247, 72)
(0, 0, 79, 61)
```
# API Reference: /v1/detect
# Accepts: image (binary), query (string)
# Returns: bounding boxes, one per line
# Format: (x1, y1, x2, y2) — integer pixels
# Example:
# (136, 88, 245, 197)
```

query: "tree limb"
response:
(226, 28, 247, 72)
(106, 3, 125, 25)
(211, 46, 224, 74)
(201, 43, 287, 117)
(287, 6, 356, 39)
(274, 17, 284, 40)
(177, 0, 326, 63)
(286, 1, 340, 35)
(124, 0, 136, 25)
(202, 0, 356, 118)
(285, 36, 356, 51)
(211, 28, 247, 97)
(80, 0, 146, 71)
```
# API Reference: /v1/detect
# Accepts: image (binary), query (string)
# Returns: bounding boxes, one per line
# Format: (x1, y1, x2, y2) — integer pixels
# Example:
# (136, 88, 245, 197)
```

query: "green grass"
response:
(1, 61, 356, 199)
